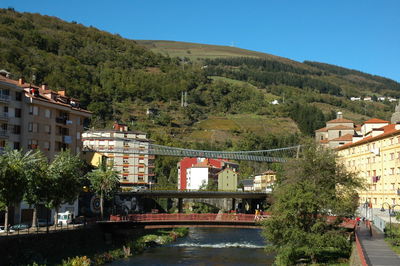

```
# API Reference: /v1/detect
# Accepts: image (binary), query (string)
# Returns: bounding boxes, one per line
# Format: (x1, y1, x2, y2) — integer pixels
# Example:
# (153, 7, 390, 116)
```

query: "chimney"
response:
(18, 78, 24, 85)
(58, 90, 66, 97)
(337, 112, 343, 119)
(41, 84, 47, 90)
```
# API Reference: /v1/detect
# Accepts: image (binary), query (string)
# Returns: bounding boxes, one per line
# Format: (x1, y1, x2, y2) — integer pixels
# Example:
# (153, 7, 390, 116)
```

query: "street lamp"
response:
(363, 200, 370, 219)
(380, 202, 392, 237)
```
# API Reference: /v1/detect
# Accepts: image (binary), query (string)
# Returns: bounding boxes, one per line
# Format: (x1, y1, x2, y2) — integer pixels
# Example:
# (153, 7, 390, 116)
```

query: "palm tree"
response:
(86, 163, 119, 220)
(0, 149, 38, 231)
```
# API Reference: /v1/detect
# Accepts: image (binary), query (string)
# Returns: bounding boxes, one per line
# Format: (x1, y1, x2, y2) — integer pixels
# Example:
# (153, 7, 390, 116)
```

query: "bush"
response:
(61, 256, 91, 266)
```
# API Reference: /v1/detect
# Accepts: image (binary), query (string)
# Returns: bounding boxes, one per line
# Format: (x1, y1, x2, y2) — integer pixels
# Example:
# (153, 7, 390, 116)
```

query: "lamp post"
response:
(363, 200, 369, 219)
(380, 202, 392, 237)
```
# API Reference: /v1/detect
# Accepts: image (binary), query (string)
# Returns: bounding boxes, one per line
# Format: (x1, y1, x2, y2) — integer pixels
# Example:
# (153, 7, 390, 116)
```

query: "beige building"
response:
(253, 170, 276, 192)
(82, 124, 155, 189)
(315, 112, 360, 148)
(337, 123, 400, 210)
(0, 74, 91, 158)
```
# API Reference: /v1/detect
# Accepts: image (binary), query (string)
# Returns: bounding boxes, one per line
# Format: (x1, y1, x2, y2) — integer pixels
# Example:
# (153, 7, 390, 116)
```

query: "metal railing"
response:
(0, 94, 10, 102)
(110, 213, 263, 222)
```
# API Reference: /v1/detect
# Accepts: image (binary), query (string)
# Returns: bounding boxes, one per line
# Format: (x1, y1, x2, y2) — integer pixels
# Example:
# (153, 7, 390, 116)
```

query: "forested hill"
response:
(1, 8, 400, 145)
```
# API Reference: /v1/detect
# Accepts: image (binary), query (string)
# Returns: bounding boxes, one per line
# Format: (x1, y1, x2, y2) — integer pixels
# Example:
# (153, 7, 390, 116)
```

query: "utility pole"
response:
(184, 91, 188, 107)
(181, 91, 184, 107)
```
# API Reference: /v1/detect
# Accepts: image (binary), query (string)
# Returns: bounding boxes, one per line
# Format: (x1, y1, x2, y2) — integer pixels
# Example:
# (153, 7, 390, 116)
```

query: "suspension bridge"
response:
(84, 143, 301, 162)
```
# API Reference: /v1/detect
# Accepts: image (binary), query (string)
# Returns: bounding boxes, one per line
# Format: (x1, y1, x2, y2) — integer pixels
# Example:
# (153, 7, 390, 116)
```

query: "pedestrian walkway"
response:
(357, 221, 400, 265)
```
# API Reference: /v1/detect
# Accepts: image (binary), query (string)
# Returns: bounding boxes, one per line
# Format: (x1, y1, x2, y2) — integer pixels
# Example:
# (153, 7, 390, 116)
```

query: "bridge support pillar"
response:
(178, 198, 183, 213)
(232, 198, 236, 211)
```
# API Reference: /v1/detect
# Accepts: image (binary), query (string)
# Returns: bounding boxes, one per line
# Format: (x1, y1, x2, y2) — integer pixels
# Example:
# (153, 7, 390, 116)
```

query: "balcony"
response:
(55, 117, 67, 124)
(0, 95, 10, 102)
(0, 112, 8, 120)
(0, 130, 8, 138)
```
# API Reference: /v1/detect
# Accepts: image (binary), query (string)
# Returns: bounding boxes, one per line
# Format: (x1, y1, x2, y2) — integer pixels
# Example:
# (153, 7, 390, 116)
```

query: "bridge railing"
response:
(110, 213, 259, 222)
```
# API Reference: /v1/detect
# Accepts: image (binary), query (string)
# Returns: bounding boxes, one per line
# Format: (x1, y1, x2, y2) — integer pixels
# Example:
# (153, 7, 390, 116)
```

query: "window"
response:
(393, 198, 396, 204)
(15, 108, 21, 118)
(339, 131, 342, 137)
(28, 122, 38, 133)
(1, 123, 7, 131)
(13, 125, 20, 134)
(392, 183, 396, 190)
(13, 142, 20, 150)
(15, 91, 22, 101)
(28, 139, 38, 149)
(391, 153, 395, 160)
(45, 109, 51, 118)
(29, 105, 38, 115)
(43, 141, 50, 151)
(391, 168, 395, 175)
(44, 125, 51, 134)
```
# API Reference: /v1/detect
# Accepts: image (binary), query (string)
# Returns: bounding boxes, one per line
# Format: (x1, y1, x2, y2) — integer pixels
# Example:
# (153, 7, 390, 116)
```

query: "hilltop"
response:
(1, 9, 399, 147)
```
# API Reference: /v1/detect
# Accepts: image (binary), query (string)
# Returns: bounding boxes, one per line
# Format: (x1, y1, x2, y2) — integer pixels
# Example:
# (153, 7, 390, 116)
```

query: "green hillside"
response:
(1, 8, 399, 145)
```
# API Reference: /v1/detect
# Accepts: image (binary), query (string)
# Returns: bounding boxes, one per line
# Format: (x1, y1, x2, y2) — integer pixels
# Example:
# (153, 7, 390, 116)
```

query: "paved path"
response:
(357, 221, 400, 265)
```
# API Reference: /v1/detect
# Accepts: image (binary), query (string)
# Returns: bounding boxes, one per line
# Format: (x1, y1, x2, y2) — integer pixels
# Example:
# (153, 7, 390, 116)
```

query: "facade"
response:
(253, 170, 276, 192)
(82, 124, 155, 189)
(0, 75, 91, 157)
(0, 74, 91, 225)
(335, 105, 400, 212)
(240, 179, 254, 192)
(217, 168, 238, 191)
(337, 123, 400, 210)
(315, 112, 360, 148)
(177, 157, 238, 190)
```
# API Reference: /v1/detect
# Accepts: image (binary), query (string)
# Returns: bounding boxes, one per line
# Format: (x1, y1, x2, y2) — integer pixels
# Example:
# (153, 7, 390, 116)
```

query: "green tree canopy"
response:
(0, 149, 38, 230)
(263, 141, 364, 265)
(47, 150, 84, 225)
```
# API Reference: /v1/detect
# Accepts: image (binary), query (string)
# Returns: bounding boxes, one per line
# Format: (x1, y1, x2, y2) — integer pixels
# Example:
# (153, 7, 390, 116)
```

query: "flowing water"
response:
(110, 228, 274, 265)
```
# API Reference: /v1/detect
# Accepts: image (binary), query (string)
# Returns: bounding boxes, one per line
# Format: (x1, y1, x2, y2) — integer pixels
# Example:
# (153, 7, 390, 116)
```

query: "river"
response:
(110, 228, 275, 265)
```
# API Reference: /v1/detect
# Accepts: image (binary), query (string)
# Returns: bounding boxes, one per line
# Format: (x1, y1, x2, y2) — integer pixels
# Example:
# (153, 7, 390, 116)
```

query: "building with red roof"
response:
(336, 105, 400, 215)
(177, 157, 238, 190)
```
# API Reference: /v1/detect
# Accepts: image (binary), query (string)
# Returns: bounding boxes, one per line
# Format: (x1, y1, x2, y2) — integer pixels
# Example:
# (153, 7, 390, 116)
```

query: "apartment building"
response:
(253, 170, 276, 192)
(82, 123, 155, 189)
(333, 105, 400, 211)
(0, 73, 91, 225)
(0, 74, 91, 158)
(177, 157, 239, 190)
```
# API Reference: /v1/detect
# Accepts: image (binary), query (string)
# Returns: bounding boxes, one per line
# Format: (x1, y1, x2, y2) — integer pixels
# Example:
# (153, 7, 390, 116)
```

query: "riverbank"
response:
(61, 228, 189, 265)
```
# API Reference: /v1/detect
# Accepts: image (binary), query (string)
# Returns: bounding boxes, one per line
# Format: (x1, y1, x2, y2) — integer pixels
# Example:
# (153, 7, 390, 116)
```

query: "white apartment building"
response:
(82, 124, 155, 188)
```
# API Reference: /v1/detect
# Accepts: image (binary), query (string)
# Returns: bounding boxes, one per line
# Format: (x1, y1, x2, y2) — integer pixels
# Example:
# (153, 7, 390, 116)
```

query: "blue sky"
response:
(1, 0, 399, 81)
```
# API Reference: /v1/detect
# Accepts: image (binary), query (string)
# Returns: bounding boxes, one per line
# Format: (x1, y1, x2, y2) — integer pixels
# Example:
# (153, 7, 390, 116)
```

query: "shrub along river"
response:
(109, 227, 274, 265)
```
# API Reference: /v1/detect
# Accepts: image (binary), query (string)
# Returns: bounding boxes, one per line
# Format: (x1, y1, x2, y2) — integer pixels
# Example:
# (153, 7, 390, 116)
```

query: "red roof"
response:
(327, 125, 354, 130)
(320, 139, 329, 144)
(327, 118, 354, 124)
(363, 118, 389, 124)
(315, 127, 328, 132)
(337, 124, 399, 150)
(330, 134, 354, 141)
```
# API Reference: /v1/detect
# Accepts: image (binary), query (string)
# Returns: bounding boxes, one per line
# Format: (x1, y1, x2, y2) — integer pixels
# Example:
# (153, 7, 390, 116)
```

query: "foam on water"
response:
(172, 242, 264, 249)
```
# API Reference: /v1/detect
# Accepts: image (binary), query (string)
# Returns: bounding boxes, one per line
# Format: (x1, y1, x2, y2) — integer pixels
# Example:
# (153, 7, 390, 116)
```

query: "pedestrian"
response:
(356, 217, 361, 226)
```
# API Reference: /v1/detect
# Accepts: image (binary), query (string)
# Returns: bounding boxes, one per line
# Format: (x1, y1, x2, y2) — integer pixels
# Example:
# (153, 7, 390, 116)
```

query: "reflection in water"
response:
(110, 228, 274, 266)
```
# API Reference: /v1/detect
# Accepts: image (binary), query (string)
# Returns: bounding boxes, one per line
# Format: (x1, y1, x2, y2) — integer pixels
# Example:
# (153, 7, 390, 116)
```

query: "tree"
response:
(86, 163, 119, 220)
(262, 141, 363, 265)
(24, 150, 50, 228)
(47, 150, 84, 226)
(0, 149, 37, 231)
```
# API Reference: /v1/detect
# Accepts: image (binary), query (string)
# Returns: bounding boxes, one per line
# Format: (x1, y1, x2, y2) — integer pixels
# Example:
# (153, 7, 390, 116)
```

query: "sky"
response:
(1, 0, 399, 81)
